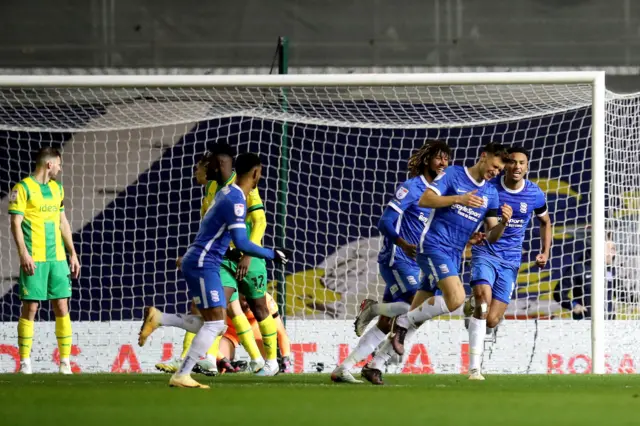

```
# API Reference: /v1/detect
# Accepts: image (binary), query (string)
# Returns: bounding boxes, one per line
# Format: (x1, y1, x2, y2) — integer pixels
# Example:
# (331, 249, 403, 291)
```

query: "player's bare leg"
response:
(391, 279, 465, 355)
(18, 301, 38, 374)
(468, 284, 492, 381)
(52, 298, 73, 375)
(247, 296, 279, 376)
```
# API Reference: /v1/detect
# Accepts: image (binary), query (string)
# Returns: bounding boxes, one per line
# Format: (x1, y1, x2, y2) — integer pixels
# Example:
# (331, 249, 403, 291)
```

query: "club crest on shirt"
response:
(234, 203, 245, 217)
(520, 202, 528, 213)
(395, 187, 409, 200)
(482, 196, 488, 208)
(9, 190, 18, 202)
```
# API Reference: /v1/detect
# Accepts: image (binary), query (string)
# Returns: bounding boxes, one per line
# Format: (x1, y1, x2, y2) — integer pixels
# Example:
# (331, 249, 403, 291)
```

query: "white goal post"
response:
(0, 72, 612, 374)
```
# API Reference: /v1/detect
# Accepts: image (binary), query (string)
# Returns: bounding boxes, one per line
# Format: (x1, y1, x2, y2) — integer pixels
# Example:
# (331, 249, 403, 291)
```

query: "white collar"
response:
(419, 174, 429, 186)
(500, 176, 525, 194)
(464, 167, 485, 187)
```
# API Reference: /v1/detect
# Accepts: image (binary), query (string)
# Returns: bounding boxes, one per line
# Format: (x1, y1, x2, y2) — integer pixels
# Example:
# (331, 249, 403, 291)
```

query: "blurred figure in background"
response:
(553, 237, 616, 320)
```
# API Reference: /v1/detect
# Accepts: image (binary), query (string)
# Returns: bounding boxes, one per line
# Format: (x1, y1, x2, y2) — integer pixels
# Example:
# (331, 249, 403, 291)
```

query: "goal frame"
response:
(0, 71, 607, 374)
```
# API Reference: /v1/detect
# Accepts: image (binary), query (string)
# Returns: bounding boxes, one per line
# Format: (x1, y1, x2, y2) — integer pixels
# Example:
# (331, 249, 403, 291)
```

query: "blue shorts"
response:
(417, 246, 462, 293)
(379, 261, 420, 304)
(470, 256, 518, 304)
(182, 265, 227, 310)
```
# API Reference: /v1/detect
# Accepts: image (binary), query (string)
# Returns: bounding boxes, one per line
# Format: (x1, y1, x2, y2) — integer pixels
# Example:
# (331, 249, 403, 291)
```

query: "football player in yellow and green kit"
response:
(8, 147, 81, 374)
(155, 143, 268, 374)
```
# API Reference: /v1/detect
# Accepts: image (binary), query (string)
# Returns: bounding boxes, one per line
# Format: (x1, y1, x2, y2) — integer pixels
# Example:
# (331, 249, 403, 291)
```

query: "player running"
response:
(331, 141, 451, 384)
(156, 144, 270, 376)
(389, 143, 511, 360)
(465, 146, 551, 380)
(9, 147, 81, 375)
(138, 153, 290, 389)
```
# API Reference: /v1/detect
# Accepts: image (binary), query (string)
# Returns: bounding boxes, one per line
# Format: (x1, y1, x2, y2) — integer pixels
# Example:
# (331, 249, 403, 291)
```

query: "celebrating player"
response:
(156, 144, 270, 376)
(331, 140, 451, 384)
(138, 152, 290, 389)
(466, 146, 551, 380)
(8, 147, 81, 374)
(389, 143, 511, 358)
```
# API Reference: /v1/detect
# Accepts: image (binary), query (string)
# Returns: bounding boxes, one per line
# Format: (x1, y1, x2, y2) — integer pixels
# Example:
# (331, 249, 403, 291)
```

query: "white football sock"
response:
(369, 327, 416, 370)
(177, 320, 225, 376)
(371, 301, 410, 318)
(406, 295, 449, 327)
(161, 313, 203, 333)
(468, 317, 486, 372)
(341, 325, 387, 370)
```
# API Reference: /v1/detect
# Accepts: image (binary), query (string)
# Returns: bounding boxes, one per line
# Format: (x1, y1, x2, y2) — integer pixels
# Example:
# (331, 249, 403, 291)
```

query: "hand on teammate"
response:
(236, 255, 252, 280)
(273, 248, 292, 265)
(19, 250, 36, 276)
(458, 190, 484, 208)
(398, 240, 417, 259)
(535, 252, 549, 268)
(500, 203, 513, 223)
(225, 247, 243, 263)
(468, 232, 486, 245)
(69, 253, 81, 279)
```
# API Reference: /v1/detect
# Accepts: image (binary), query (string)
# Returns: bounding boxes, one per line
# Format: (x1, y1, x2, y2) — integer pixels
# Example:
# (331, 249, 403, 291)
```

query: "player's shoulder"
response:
(48, 179, 64, 193)
(205, 180, 218, 196)
(524, 179, 544, 194)
(434, 165, 462, 182)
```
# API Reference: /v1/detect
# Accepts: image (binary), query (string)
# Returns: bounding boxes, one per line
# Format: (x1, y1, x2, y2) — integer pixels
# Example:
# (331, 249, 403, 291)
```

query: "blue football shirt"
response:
(420, 165, 500, 253)
(472, 176, 547, 266)
(378, 175, 434, 266)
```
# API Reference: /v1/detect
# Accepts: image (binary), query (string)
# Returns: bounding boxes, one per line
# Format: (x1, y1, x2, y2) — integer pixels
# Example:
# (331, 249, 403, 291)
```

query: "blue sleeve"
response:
(427, 167, 455, 196)
(230, 227, 275, 260)
(534, 188, 548, 216)
(221, 195, 248, 228)
(388, 181, 420, 214)
(377, 206, 401, 241)
(489, 189, 500, 210)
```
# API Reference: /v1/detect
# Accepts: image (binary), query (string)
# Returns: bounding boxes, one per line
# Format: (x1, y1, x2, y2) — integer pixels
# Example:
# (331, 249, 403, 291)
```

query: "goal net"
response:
(0, 73, 635, 374)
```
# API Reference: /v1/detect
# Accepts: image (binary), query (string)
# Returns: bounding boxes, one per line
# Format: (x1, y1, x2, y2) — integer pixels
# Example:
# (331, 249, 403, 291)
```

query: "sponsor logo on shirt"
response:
(39, 205, 60, 213)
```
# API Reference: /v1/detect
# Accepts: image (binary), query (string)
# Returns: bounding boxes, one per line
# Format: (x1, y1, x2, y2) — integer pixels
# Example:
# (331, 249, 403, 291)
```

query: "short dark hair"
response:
(208, 142, 235, 159)
(482, 142, 509, 161)
(507, 146, 529, 160)
(235, 152, 262, 176)
(35, 147, 61, 166)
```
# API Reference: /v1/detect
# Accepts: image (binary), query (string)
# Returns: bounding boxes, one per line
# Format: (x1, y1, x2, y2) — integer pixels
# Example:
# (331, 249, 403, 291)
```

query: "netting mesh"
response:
(0, 81, 634, 328)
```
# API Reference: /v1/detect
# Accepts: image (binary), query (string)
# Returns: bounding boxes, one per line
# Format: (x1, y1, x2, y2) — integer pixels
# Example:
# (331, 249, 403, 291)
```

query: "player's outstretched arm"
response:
(419, 188, 484, 209)
(230, 227, 290, 264)
(377, 206, 416, 258)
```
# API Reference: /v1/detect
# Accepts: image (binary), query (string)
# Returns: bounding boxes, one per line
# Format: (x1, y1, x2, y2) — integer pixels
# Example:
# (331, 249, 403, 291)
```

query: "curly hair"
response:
(407, 140, 451, 177)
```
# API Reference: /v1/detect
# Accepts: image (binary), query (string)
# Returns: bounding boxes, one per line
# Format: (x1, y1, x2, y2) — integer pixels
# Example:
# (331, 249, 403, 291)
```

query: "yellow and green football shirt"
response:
(8, 176, 67, 262)
(202, 172, 265, 243)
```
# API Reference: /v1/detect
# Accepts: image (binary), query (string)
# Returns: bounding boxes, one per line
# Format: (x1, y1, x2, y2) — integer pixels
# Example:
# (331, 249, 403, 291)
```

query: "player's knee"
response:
(486, 314, 501, 329)
(52, 299, 69, 317)
(21, 302, 38, 319)
(444, 292, 465, 312)
(248, 297, 269, 321)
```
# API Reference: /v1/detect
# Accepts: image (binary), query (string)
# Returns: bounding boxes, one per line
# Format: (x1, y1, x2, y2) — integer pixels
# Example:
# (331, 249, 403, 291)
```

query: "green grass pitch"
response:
(1, 374, 639, 426)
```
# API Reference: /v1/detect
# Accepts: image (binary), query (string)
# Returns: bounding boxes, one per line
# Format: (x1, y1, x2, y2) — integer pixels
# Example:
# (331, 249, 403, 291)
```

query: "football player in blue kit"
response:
(331, 141, 451, 385)
(466, 146, 551, 380)
(390, 143, 512, 357)
(137, 153, 290, 389)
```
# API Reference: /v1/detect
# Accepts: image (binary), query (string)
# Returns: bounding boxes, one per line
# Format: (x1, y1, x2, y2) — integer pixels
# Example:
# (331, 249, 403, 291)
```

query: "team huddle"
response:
(333, 141, 552, 384)
(9, 141, 550, 385)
